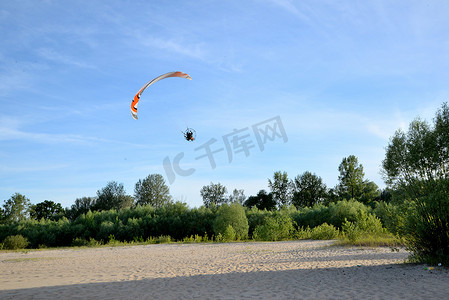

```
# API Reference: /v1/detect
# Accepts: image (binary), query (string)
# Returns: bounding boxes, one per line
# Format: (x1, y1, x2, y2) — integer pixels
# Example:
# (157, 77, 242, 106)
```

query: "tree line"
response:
(0, 174, 174, 223)
(201, 154, 383, 210)
(0, 154, 381, 224)
(1, 103, 448, 265)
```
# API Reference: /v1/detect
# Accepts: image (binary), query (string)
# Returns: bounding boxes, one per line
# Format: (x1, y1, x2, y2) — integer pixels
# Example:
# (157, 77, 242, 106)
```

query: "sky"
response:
(1, 0, 449, 209)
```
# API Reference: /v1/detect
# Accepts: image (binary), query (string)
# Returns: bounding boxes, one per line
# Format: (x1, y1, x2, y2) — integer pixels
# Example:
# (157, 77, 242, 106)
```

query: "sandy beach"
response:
(0, 240, 448, 299)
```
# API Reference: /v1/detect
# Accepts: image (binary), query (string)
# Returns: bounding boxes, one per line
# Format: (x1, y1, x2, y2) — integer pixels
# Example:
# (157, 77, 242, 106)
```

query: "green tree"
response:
(228, 189, 246, 205)
(291, 171, 327, 208)
(244, 190, 276, 210)
(200, 182, 228, 207)
(268, 171, 291, 208)
(382, 104, 449, 195)
(0, 207, 5, 223)
(30, 200, 64, 220)
(322, 187, 339, 205)
(253, 214, 295, 241)
(94, 181, 133, 211)
(382, 103, 449, 264)
(359, 180, 381, 206)
(379, 188, 393, 203)
(67, 196, 96, 220)
(213, 203, 249, 240)
(1, 193, 31, 223)
(134, 174, 172, 208)
(337, 155, 365, 200)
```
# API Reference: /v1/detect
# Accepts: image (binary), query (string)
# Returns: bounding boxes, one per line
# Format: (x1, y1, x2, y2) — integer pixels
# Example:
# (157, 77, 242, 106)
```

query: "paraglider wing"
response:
(131, 71, 192, 120)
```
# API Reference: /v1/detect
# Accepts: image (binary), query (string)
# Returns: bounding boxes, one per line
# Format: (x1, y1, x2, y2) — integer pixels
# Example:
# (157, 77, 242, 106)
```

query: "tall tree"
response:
(359, 180, 381, 205)
(268, 171, 291, 207)
(322, 187, 339, 205)
(382, 102, 449, 264)
(94, 181, 133, 211)
(291, 171, 327, 208)
(30, 200, 64, 220)
(383, 104, 449, 195)
(200, 182, 228, 207)
(244, 190, 276, 211)
(67, 196, 96, 220)
(337, 155, 365, 200)
(1, 193, 31, 223)
(134, 174, 172, 208)
(228, 189, 246, 205)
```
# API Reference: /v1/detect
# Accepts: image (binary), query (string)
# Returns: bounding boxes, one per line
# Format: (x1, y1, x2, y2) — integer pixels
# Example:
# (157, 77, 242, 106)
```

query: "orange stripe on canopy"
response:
(130, 71, 192, 120)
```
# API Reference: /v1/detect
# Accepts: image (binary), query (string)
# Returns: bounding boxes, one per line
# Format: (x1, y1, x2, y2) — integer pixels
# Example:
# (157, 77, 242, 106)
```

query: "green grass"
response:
(3, 257, 59, 263)
(335, 234, 405, 248)
(1, 232, 406, 253)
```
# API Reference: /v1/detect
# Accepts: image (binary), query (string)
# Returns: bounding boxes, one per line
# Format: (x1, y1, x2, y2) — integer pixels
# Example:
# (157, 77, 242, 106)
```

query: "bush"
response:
(215, 233, 223, 242)
(327, 200, 372, 228)
(404, 187, 449, 265)
(3, 235, 29, 250)
(374, 201, 407, 234)
(342, 220, 360, 242)
(213, 204, 249, 240)
(253, 214, 295, 241)
(295, 227, 312, 239)
(223, 225, 236, 241)
(155, 235, 171, 244)
(291, 204, 330, 229)
(310, 223, 339, 240)
(71, 237, 101, 247)
(98, 221, 116, 242)
(182, 234, 207, 243)
(292, 200, 371, 229)
(342, 211, 386, 242)
(246, 206, 272, 237)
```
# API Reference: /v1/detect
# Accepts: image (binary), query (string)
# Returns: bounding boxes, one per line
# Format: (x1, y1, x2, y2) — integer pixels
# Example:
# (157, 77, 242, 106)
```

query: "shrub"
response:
(215, 233, 223, 242)
(213, 204, 249, 240)
(342, 220, 360, 242)
(155, 235, 171, 244)
(310, 223, 339, 240)
(404, 188, 449, 265)
(71, 237, 101, 247)
(295, 227, 312, 240)
(246, 206, 272, 237)
(253, 214, 295, 241)
(327, 200, 372, 228)
(223, 225, 236, 241)
(374, 201, 407, 234)
(98, 221, 116, 242)
(291, 204, 330, 229)
(342, 211, 386, 242)
(182, 234, 207, 243)
(179, 206, 215, 239)
(292, 200, 371, 229)
(3, 235, 29, 250)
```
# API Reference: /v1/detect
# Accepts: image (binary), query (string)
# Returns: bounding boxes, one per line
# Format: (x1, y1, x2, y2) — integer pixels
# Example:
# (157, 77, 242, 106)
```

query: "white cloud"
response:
(130, 31, 207, 60)
(265, 0, 313, 23)
(36, 48, 96, 69)
(0, 115, 152, 148)
(0, 163, 69, 174)
(0, 126, 94, 145)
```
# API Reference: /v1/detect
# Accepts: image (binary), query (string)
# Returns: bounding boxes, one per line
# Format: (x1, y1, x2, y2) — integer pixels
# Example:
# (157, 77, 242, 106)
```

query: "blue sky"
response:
(1, 0, 448, 208)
